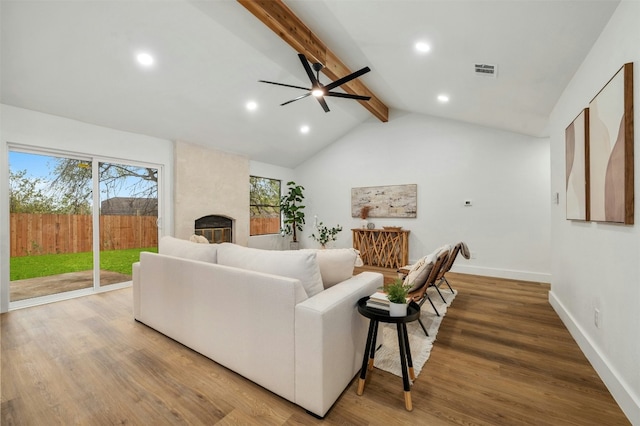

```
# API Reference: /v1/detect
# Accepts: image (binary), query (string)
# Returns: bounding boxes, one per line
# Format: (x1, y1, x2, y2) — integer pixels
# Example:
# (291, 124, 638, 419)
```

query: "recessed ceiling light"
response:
(246, 101, 258, 111)
(415, 42, 431, 53)
(300, 125, 310, 134)
(437, 94, 449, 103)
(136, 52, 154, 67)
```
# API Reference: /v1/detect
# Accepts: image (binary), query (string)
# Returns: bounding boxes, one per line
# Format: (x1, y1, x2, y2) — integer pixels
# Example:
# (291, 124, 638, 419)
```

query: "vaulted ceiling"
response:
(1, 0, 620, 167)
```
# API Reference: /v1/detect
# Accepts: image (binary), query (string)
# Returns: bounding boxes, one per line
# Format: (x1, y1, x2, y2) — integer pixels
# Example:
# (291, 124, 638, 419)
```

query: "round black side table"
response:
(356, 296, 421, 411)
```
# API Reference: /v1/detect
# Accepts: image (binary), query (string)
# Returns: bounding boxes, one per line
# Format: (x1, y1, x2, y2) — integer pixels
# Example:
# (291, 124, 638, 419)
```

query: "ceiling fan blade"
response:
(316, 96, 330, 113)
(298, 54, 320, 86)
(258, 80, 310, 91)
(281, 92, 312, 106)
(325, 92, 372, 101)
(323, 66, 371, 91)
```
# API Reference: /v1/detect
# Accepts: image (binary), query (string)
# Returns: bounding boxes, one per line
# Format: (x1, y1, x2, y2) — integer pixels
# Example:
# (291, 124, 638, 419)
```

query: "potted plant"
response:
(310, 222, 343, 248)
(386, 278, 412, 316)
(280, 181, 305, 249)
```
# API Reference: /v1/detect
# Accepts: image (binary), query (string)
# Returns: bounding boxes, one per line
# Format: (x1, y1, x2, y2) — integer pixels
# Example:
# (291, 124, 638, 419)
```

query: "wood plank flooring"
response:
(1, 270, 630, 425)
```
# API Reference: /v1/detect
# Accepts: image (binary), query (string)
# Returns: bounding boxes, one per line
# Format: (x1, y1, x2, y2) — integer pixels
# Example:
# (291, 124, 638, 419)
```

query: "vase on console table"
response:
(366, 222, 375, 230)
(361, 219, 368, 229)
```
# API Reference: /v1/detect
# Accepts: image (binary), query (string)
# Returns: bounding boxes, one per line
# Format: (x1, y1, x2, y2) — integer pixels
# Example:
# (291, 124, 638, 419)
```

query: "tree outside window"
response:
(250, 176, 281, 236)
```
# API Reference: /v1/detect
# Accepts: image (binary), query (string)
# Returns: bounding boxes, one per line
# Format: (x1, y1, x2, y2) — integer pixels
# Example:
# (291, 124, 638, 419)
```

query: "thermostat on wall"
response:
(464, 200, 472, 206)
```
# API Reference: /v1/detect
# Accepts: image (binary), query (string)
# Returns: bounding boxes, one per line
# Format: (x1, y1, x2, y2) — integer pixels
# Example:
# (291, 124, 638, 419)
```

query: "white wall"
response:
(248, 160, 295, 250)
(295, 111, 550, 282)
(0, 104, 174, 312)
(548, 0, 639, 422)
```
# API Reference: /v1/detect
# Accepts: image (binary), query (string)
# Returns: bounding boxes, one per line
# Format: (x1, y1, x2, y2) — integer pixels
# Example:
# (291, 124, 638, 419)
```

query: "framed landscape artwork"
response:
(565, 108, 589, 221)
(351, 184, 417, 218)
(588, 62, 634, 225)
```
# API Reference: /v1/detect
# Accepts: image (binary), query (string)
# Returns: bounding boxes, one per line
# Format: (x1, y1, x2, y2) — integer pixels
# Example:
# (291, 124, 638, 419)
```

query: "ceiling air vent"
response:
(474, 63, 497, 77)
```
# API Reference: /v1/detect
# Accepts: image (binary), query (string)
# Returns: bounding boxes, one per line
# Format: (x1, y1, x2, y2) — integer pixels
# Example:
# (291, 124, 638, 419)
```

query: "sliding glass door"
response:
(8, 149, 160, 307)
(8, 151, 94, 302)
(98, 161, 158, 289)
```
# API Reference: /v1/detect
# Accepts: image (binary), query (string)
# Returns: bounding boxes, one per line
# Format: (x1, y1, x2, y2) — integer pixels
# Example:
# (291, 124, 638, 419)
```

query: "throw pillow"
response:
(302, 248, 358, 289)
(189, 234, 209, 244)
(216, 243, 324, 298)
(158, 235, 218, 263)
(404, 253, 436, 293)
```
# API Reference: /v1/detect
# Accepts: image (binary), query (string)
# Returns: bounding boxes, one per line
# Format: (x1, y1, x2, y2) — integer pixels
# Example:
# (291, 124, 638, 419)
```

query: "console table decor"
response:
(352, 228, 409, 269)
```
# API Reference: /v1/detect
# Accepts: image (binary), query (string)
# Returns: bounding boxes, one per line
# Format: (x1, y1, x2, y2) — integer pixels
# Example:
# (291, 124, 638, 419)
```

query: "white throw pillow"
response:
(158, 235, 218, 263)
(404, 253, 436, 293)
(302, 248, 358, 289)
(189, 234, 209, 244)
(217, 243, 324, 298)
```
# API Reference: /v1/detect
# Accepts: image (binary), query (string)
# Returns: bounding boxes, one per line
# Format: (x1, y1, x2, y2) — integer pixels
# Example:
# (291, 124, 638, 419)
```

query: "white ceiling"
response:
(1, 0, 620, 168)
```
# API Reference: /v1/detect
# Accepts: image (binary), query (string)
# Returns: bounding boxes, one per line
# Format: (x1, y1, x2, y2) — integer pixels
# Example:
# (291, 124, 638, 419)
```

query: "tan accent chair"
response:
(435, 242, 470, 296)
(406, 249, 449, 335)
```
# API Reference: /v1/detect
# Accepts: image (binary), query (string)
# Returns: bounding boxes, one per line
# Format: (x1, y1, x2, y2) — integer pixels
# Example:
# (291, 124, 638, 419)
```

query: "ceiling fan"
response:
(259, 53, 372, 112)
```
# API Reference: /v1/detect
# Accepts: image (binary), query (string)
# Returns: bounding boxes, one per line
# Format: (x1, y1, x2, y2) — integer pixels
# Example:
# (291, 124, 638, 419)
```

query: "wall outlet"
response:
(594, 308, 600, 328)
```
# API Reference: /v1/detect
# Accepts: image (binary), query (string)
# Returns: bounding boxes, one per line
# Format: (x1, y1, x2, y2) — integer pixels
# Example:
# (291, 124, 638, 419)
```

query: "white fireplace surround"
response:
(174, 140, 250, 245)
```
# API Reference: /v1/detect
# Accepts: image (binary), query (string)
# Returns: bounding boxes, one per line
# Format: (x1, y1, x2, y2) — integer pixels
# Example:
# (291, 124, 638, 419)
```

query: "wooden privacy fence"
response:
(250, 217, 280, 236)
(10, 213, 158, 257)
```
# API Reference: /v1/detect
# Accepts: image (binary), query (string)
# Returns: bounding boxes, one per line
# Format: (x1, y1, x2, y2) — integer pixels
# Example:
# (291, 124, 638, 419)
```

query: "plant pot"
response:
(289, 241, 300, 250)
(389, 301, 407, 317)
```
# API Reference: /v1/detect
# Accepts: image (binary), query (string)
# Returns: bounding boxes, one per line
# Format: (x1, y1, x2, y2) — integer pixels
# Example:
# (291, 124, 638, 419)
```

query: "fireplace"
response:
(194, 215, 233, 244)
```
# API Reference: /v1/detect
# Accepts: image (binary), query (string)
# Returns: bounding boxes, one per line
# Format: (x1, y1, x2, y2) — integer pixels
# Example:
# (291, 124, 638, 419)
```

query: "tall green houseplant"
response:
(280, 181, 305, 244)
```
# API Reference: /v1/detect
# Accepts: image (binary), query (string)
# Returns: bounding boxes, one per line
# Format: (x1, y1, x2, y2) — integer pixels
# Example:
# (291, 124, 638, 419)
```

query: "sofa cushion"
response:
(158, 235, 218, 263)
(302, 248, 359, 289)
(217, 243, 324, 298)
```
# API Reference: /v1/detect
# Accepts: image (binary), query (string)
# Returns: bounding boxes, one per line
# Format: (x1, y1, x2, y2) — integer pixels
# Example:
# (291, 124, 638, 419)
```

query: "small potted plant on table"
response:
(386, 278, 412, 316)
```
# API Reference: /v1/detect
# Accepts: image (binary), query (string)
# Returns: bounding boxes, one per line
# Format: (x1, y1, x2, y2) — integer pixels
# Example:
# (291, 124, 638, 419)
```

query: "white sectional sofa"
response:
(132, 237, 383, 417)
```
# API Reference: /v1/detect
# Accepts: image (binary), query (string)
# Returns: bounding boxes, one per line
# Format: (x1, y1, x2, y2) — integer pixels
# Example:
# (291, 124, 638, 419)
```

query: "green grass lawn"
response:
(10, 247, 158, 281)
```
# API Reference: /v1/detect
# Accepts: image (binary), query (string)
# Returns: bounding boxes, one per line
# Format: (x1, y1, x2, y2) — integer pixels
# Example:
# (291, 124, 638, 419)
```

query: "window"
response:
(250, 176, 281, 236)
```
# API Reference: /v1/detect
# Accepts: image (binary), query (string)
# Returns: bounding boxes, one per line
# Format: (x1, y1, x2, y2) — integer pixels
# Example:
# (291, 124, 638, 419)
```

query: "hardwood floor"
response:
(1, 270, 630, 425)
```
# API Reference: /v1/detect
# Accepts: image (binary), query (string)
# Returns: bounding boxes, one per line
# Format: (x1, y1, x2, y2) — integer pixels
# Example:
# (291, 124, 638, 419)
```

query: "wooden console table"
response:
(352, 228, 409, 269)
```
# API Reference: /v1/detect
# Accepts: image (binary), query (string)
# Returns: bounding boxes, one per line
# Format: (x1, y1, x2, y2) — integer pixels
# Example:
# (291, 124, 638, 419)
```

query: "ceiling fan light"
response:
(311, 89, 324, 97)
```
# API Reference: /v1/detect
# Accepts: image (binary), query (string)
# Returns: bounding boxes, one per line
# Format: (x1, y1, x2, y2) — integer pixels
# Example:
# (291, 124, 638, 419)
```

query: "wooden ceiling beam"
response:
(237, 0, 389, 122)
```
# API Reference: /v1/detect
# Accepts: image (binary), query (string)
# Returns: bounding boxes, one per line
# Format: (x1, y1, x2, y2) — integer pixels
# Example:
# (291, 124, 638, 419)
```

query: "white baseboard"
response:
(549, 291, 639, 425)
(451, 264, 551, 283)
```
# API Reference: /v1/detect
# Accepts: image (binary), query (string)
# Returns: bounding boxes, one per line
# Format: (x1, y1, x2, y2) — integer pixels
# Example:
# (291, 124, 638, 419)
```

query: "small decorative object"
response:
(310, 222, 343, 248)
(366, 222, 375, 229)
(386, 278, 411, 317)
(360, 205, 371, 229)
(280, 181, 305, 245)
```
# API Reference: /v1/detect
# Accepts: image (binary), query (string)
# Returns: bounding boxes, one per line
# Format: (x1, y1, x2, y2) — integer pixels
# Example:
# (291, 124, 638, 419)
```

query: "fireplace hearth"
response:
(195, 215, 233, 244)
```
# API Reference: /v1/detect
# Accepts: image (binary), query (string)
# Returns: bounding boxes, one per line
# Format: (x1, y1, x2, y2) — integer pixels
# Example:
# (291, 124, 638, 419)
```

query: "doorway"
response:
(8, 150, 160, 307)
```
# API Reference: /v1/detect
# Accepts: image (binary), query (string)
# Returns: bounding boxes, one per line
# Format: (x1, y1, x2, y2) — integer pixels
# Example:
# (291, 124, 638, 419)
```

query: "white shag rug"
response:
(372, 287, 457, 380)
